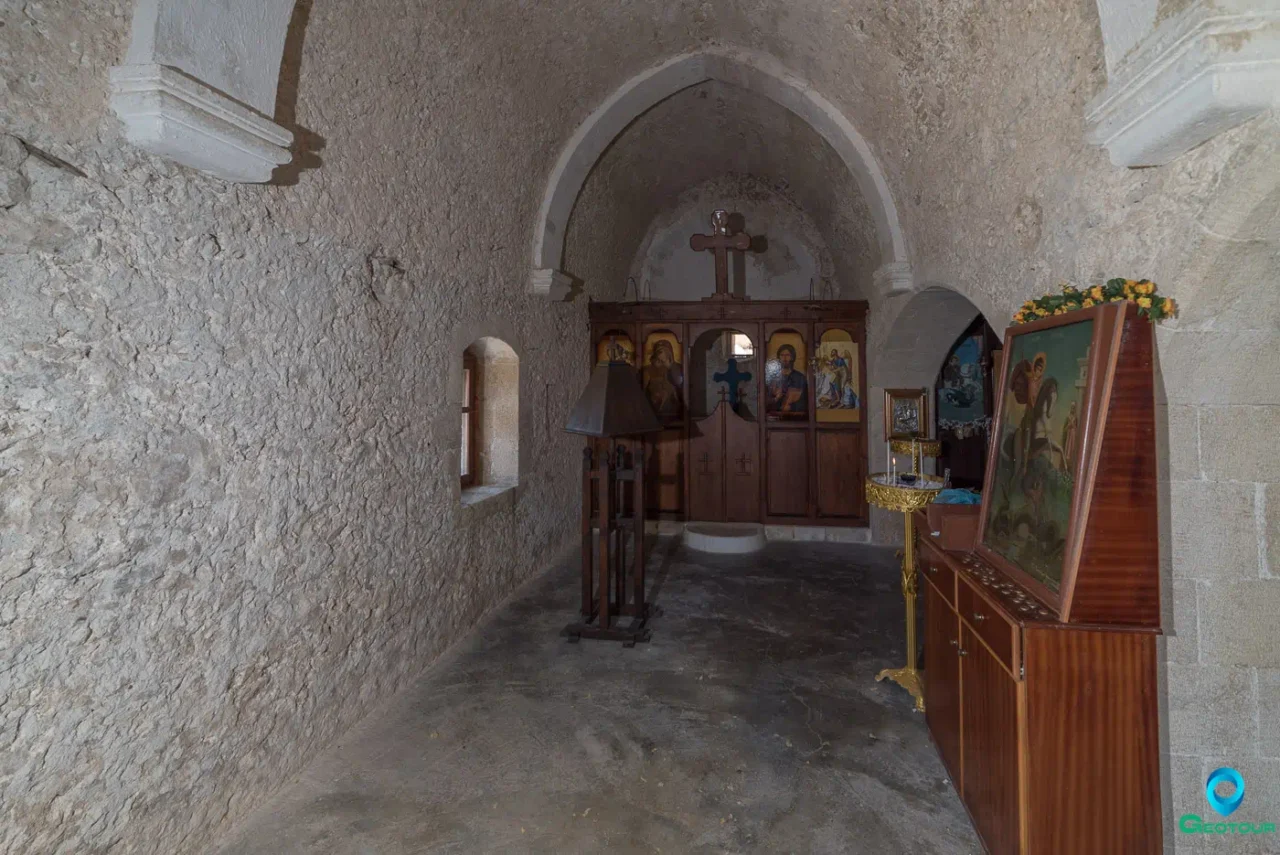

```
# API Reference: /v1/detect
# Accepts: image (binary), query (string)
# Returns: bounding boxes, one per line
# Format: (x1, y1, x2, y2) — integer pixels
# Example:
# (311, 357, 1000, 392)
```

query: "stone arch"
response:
(530, 48, 911, 298)
(867, 284, 994, 539)
(872, 285, 999, 389)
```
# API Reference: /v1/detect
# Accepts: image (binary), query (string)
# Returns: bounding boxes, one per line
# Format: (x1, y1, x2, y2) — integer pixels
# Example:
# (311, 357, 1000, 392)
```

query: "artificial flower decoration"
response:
(1012, 279, 1177, 325)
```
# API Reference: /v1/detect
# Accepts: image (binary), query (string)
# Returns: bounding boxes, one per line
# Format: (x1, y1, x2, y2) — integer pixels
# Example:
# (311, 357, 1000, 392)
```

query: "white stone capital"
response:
(528, 268, 574, 301)
(872, 262, 914, 296)
(110, 64, 293, 183)
(1087, 2, 1280, 167)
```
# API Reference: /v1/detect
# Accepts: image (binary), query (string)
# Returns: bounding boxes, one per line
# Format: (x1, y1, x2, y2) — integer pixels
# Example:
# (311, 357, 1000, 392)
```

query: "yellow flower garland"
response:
(1012, 279, 1177, 324)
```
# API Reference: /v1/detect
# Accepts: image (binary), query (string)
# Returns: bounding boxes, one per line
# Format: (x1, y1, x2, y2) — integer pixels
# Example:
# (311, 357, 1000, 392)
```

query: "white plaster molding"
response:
(1087, 3, 1280, 167)
(531, 48, 911, 299)
(872, 262, 914, 295)
(528, 268, 573, 301)
(110, 64, 293, 183)
(112, 0, 297, 182)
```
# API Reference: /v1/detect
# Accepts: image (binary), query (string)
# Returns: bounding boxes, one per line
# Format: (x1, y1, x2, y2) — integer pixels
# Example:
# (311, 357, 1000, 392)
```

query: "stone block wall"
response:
(1159, 318, 1280, 849)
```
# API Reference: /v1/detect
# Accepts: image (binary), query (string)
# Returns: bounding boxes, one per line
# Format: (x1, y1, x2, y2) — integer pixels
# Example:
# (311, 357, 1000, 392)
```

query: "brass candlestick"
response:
(889, 437, 941, 477)
(866, 473, 943, 712)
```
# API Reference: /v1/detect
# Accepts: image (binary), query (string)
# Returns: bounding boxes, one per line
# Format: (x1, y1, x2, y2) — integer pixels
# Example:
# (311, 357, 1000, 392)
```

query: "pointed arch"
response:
(529, 48, 912, 297)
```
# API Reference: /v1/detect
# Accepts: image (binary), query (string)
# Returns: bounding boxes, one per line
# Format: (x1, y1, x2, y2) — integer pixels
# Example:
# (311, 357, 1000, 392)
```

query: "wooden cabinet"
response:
(919, 530, 1162, 855)
(919, 305, 1163, 853)
(923, 579, 962, 780)
(959, 624, 1021, 855)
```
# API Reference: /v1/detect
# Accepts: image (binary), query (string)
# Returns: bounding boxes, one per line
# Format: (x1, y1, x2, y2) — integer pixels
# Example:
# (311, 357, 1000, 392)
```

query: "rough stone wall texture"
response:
(630, 174, 843, 301)
(0, 1, 710, 852)
(2, 0, 1277, 852)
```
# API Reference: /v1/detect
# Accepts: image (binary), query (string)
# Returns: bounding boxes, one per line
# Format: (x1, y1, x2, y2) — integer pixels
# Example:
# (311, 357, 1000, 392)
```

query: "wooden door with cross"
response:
(687, 323, 761, 522)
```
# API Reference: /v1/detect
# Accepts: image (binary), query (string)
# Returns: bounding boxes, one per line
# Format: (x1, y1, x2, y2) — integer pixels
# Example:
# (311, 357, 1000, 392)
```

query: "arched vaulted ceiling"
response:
(564, 79, 880, 300)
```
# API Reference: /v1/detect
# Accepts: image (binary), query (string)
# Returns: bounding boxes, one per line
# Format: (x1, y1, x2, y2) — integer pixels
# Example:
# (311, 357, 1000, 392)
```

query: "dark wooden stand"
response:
(563, 441, 654, 645)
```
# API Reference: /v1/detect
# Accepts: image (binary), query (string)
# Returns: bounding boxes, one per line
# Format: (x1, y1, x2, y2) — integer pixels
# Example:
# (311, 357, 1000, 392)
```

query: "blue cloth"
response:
(934, 488, 981, 505)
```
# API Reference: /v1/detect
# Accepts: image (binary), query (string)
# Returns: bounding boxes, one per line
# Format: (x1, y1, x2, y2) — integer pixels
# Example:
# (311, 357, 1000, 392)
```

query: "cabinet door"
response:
(961, 626, 1021, 855)
(924, 580, 962, 785)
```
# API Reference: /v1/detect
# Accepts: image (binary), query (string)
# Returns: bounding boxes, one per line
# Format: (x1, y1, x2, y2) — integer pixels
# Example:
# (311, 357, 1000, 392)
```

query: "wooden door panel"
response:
(725, 408, 761, 522)
(815, 430, 863, 518)
(766, 430, 808, 517)
(924, 581, 963, 787)
(646, 428, 684, 515)
(688, 412, 725, 521)
(961, 625, 1021, 855)
(1024, 629, 1162, 855)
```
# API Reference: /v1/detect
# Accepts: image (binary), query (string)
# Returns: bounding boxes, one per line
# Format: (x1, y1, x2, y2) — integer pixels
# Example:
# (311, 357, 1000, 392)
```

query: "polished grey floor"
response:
(217, 539, 981, 854)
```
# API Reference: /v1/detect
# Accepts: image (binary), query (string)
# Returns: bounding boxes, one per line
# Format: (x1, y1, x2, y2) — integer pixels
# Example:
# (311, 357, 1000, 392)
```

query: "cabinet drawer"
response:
(920, 549, 955, 607)
(958, 578, 1019, 675)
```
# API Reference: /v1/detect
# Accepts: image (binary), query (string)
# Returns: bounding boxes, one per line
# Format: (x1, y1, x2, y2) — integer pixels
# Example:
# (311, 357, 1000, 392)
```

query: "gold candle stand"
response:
(866, 473, 943, 712)
(889, 437, 941, 477)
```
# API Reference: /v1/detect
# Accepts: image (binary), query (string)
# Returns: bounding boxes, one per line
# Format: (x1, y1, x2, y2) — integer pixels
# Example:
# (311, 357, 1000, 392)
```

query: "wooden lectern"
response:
(563, 360, 663, 644)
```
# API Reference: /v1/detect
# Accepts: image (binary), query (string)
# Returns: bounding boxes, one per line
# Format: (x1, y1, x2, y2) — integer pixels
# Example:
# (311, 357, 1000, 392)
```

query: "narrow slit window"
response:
(461, 353, 477, 487)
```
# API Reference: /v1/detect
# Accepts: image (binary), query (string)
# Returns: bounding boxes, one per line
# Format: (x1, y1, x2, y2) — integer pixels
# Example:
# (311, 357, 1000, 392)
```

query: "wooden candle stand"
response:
(563, 441, 655, 645)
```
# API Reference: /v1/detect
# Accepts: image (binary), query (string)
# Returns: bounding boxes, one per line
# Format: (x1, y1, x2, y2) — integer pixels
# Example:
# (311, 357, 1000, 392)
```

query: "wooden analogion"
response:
(920, 302, 1163, 854)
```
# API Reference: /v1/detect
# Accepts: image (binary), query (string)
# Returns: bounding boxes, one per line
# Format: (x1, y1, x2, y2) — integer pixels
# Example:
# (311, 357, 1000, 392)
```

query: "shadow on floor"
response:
(216, 540, 981, 854)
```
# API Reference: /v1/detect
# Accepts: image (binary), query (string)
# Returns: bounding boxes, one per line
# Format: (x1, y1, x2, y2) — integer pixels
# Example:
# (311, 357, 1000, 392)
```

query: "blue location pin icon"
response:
(1205, 767, 1245, 816)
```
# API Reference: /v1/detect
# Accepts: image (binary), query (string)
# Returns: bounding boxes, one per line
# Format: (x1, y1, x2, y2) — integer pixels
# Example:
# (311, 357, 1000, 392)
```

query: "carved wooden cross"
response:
(697, 452, 712, 475)
(713, 358, 753, 409)
(690, 210, 752, 301)
(735, 453, 752, 475)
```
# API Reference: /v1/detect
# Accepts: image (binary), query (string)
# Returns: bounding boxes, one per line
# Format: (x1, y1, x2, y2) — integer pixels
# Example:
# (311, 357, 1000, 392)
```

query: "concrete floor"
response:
(216, 539, 982, 854)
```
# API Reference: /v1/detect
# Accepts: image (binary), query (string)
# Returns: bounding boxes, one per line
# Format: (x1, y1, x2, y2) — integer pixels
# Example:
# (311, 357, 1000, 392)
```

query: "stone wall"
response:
(0, 1, 718, 851)
(631, 175, 841, 301)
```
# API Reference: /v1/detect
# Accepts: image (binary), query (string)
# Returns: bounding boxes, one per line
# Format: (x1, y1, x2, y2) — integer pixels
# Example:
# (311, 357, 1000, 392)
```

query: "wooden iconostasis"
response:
(590, 300, 870, 527)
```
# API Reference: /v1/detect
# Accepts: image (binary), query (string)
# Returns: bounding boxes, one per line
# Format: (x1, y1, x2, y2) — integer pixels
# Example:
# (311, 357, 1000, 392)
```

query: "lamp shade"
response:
(565, 361, 663, 438)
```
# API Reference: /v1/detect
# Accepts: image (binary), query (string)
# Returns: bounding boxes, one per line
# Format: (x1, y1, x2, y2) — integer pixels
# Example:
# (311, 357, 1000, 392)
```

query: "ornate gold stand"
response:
(866, 473, 943, 712)
(889, 437, 941, 479)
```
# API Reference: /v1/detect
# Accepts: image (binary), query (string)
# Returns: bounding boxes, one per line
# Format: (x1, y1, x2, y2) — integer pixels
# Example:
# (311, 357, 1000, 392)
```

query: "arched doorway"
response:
(688, 326, 759, 522)
(869, 285, 993, 538)
(933, 317, 1002, 489)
